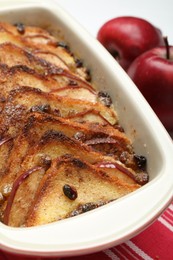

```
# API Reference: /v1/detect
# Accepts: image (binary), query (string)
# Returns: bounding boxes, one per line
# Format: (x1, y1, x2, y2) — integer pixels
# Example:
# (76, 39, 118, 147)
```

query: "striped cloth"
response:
(1, 202, 173, 260)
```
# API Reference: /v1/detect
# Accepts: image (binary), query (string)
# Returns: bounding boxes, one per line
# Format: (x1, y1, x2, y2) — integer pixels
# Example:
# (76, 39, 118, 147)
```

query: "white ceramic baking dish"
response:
(0, 0, 173, 257)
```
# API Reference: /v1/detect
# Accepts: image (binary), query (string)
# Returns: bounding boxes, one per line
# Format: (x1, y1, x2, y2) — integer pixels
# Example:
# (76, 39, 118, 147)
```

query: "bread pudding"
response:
(0, 22, 149, 227)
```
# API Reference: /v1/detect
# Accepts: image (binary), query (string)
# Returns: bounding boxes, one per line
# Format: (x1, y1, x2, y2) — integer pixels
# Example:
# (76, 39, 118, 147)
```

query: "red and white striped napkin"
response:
(1, 202, 173, 260)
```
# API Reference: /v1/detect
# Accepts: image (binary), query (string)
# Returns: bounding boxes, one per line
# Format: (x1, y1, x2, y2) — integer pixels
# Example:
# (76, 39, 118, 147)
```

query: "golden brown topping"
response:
(0, 21, 148, 227)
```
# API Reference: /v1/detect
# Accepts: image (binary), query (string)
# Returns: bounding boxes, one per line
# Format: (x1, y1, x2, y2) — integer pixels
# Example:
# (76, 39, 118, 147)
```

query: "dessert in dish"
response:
(0, 22, 148, 227)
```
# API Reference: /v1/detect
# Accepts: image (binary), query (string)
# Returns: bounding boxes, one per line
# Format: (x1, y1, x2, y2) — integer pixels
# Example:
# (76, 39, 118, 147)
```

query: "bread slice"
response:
(19, 129, 116, 169)
(0, 22, 90, 80)
(23, 112, 132, 154)
(0, 64, 59, 99)
(0, 24, 74, 71)
(21, 112, 136, 170)
(0, 129, 110, 192)
(21, 112, 134, 170)
(0, 22, 54, 38)
(0, 42, 92, 90)
(0, 125, 139, 197)
(0, 64, 97, 102)
(0, 42, 54, 74)
(3, 153, 139, 227)
(0, 86, 117, 138)
(1, 124, 147, 227)
(24, 155, 139, 227)
(0, 110, 136, 195)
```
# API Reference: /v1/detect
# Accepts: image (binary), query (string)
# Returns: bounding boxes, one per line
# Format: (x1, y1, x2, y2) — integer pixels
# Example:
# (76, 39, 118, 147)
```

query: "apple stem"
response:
(164, 36, 170, 60)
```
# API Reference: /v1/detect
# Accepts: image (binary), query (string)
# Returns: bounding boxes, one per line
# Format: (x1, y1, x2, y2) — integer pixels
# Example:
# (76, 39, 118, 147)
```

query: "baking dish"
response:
(0, 0, 173, 257)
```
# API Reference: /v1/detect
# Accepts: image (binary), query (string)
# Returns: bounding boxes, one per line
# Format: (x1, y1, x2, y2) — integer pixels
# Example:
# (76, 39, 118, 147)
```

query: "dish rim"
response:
(0, 0, 173, 257)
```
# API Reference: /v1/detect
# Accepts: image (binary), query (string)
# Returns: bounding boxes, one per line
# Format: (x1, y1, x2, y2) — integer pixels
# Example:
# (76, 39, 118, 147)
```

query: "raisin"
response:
(57, 42, 70, 51)
(73, 158, 86, 169)
(85, 69, 91, 81)
(69, 201, 112, 217)
(113, 124, 125, 132)
(63, 184, 78, 200)
(75, 58, 83, 68)
(38, 154, 52, 170)
(134, 155, 147, 170)
(98, 91, 112, 107)
(30, 104, 51, 113)
(68, 80, 78, 86)
(14, 22, 25, 34)
(81, 203, 97, 212)
(120, 151, 129, 164)
(53, 109, 61, 117)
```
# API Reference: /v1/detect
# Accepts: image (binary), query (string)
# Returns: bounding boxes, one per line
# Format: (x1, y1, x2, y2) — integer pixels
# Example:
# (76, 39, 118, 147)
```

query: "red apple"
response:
(97, 16, 164, 70)
(127, 44, 173, 131)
